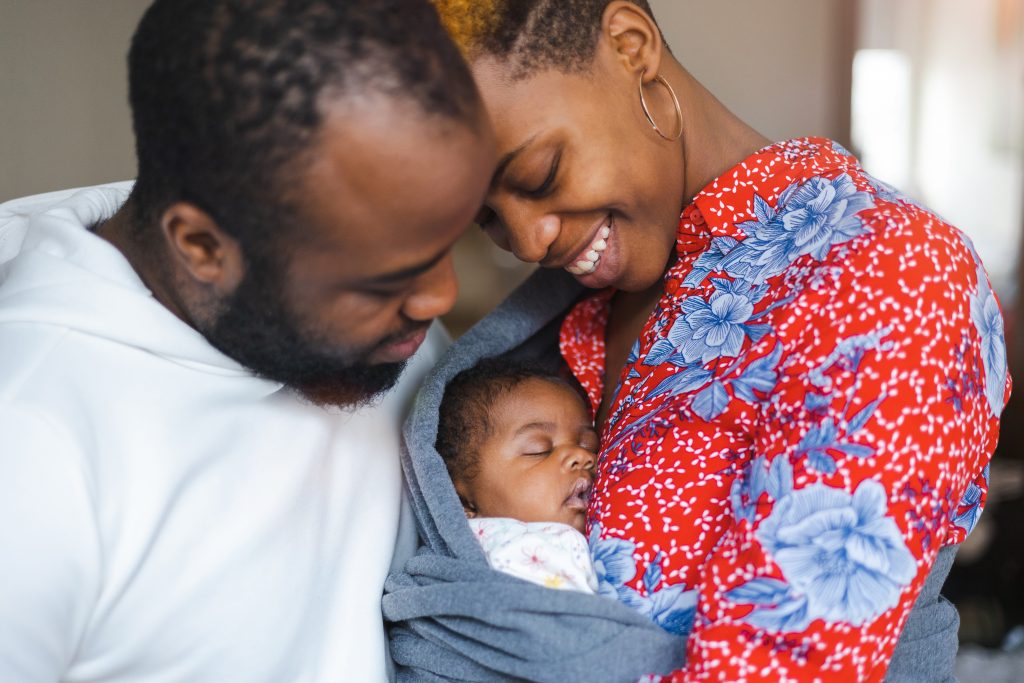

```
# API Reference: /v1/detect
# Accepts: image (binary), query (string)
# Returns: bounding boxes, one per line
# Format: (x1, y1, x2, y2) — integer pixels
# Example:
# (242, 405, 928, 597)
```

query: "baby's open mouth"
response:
(564, 477, 592, 511)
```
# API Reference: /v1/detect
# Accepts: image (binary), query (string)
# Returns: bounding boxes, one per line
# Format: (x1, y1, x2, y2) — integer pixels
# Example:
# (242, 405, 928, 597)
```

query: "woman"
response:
(387, 1, 1011, 681)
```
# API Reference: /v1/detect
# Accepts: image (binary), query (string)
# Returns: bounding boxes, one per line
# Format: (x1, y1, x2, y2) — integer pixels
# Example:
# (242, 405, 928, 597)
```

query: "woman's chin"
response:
(572, 268, 618, 289)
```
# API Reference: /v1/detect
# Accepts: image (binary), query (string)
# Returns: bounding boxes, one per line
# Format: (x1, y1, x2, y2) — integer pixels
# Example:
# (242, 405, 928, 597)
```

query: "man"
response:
(0, 0, 495, 680)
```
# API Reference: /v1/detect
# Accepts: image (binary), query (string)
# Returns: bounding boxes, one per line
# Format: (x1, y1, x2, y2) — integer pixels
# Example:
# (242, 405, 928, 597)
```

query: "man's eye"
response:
(523, 448, 551, 457)
(362, 286, 405, 299)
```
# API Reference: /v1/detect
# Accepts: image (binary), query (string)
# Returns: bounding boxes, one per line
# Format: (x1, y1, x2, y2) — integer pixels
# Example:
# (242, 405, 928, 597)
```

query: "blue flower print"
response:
(958, 233, 1008, 417)
(951, 476, 985, 536)
(969, 267, 1008, 416)
(779, 174, 876, 261)
(673, 293, 752, 363)
(754, 480, 916, 626)
(666, 279, 771, 365)
(643, 580, 697, 636)
(731, 454, 794, 525)
(589, 526, 697, 637)
(590, 526, 639, 601)
(720, 174, 875, 284)
(830, 140, 854, 157)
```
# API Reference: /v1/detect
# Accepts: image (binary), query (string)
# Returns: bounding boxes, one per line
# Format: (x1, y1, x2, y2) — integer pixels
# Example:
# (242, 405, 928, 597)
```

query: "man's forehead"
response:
(282, 96, 495, 271)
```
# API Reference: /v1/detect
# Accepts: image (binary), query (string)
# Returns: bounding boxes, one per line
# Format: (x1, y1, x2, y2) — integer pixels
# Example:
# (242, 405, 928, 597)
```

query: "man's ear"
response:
(159, 201, 246, 295)
(601, 0, 664, 82)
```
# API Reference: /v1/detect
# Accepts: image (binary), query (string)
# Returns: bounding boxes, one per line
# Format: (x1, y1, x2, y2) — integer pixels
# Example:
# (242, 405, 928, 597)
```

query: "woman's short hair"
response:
(431, 0, 660, 79)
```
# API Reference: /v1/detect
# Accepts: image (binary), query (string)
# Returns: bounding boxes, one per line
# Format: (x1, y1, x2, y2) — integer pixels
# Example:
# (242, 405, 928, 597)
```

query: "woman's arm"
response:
(669, 219, 1008, 682)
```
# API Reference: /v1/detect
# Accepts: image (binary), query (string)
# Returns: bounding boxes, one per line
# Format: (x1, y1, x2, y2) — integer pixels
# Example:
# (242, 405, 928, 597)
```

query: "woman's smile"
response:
(564, 216, 612, 275)
(566, 217, 624, 288)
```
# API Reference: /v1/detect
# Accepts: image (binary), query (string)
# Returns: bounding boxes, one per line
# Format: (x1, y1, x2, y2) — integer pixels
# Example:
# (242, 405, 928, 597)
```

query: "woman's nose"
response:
(499, 205, 560, 264)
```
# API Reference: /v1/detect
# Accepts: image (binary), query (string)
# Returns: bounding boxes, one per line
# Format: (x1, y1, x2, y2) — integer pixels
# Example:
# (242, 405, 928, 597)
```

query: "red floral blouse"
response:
(561, 139, 1010, 682)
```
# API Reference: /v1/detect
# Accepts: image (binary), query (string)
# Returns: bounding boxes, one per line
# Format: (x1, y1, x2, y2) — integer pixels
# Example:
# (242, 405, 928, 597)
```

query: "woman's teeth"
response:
(566, 225, 611, 276)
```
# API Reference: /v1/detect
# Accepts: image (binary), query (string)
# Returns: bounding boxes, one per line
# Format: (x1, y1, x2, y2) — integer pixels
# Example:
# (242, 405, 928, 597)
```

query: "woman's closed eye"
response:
(522, 151, 561, 199)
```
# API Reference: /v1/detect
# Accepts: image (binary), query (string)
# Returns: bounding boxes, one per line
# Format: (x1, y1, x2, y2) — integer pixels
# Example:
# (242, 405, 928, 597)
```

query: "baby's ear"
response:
(454, 480, 477, 518)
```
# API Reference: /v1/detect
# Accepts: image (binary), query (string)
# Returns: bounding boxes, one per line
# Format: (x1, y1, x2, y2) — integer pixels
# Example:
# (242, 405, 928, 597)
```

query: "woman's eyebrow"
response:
(491, 135, 538, 189)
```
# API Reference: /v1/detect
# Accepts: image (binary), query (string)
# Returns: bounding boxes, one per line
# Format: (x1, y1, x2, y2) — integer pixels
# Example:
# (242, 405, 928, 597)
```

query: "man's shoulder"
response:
(0, 182, 133, 272)
(0, 182, 133, 217)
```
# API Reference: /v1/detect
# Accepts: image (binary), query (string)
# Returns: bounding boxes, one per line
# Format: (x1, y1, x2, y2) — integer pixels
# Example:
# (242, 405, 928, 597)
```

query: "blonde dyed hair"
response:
(430, 0, 658, 77)
(432, 0, 501, 61)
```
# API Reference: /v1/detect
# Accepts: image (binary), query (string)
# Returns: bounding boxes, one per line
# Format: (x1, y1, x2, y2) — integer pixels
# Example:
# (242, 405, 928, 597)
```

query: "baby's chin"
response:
(564, 509, 587, 534)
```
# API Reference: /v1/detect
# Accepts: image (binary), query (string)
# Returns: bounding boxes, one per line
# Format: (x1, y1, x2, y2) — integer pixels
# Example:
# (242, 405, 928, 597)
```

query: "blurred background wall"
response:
(0, 1, 145, 199)
(1, 0, 1022, 671)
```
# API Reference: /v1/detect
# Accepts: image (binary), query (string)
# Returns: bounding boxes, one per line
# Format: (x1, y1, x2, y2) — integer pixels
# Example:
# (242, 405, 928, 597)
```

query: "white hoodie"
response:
(0, 183, 444, 682)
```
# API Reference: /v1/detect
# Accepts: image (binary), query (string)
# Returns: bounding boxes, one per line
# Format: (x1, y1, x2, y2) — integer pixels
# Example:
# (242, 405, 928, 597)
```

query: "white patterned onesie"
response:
(468, 517, 598, 593)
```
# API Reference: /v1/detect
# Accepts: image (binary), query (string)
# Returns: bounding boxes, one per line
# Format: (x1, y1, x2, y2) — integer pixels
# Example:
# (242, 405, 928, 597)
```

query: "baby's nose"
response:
(563, 445, 597, 472)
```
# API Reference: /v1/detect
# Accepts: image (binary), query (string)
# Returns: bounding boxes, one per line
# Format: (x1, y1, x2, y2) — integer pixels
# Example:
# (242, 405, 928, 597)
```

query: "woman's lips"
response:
(565, 217, 612, 276)
(569, 217, 622, 289)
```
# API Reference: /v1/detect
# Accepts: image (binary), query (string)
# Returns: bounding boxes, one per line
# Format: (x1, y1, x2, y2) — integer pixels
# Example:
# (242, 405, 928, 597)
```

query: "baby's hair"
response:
(436, 357, 583, 483)
(430, 0, 661, 79)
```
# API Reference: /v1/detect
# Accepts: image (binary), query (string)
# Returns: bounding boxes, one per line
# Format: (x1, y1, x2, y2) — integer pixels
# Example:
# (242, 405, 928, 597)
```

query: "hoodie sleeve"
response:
(0, 404, 101, 681)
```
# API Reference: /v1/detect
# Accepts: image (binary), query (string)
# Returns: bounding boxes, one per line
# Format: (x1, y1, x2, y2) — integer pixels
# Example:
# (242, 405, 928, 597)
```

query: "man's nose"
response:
(401, 252, 458, 322)
(499, 204, 560, 264)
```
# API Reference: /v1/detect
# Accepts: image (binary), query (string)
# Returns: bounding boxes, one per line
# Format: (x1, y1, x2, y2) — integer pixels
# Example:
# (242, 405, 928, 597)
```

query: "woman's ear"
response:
(159, 201, 245, 295)
(600, 0, 664, 81)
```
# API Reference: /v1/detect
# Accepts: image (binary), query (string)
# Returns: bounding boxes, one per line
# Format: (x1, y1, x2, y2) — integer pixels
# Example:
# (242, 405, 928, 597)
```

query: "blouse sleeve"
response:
(667, 222, 1009, 682)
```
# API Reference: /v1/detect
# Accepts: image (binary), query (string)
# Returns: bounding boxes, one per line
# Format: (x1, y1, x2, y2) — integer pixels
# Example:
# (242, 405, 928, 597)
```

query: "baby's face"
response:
(456, 378, 598, 533)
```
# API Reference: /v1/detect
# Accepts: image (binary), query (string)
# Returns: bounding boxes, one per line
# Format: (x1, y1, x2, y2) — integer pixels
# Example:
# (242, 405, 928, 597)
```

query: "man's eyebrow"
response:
(491, 135, 537, 189)
(513, 420, 555, 437)
(360, 247, 448, 286)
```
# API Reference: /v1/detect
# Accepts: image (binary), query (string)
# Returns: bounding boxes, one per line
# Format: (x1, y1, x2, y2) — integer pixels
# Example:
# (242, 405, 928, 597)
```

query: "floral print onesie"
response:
(560, 138, 1011, 682)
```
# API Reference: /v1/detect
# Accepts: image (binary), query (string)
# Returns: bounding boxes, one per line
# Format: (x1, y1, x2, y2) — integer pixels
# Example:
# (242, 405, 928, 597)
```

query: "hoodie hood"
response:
(0, 183, 277, 384)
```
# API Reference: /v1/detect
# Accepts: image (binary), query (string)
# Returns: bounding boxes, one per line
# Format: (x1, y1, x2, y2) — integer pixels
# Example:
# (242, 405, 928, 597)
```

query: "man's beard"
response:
(199, 259, 414, 407)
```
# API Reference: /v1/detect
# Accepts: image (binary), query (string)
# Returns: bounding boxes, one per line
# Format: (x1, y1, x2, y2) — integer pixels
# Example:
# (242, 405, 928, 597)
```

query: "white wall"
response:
(856, 0, 1023, 297)
(650, 0, 855, 144)
(0, 1, 149, 201)
(0, 1, 856, 203)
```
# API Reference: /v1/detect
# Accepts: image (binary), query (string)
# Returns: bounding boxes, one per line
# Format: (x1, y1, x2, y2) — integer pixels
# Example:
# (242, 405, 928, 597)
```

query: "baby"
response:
(436, 358, 599, 593)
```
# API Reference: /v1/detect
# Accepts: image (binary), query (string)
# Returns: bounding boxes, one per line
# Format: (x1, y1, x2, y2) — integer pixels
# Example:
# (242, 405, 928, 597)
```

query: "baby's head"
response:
(437, 358, 597, 533)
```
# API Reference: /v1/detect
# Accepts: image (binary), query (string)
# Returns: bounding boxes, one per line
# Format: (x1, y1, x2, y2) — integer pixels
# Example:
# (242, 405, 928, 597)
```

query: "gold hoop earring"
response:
(638, 69, 682, 142)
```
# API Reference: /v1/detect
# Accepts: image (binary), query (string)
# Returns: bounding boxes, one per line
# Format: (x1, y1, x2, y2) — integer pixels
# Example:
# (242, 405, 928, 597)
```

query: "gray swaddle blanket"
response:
(383, 267, 962, 683)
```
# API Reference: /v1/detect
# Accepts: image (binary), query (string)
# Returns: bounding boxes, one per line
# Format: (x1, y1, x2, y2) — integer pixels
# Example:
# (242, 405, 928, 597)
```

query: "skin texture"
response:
(456, 379, 598, 533)
(100, 96, 496, 405)
(469, 2, 770, 419)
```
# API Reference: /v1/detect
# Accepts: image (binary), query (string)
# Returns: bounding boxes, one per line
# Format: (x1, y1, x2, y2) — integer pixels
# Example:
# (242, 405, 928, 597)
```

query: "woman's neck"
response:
(664, 60, 773, 206)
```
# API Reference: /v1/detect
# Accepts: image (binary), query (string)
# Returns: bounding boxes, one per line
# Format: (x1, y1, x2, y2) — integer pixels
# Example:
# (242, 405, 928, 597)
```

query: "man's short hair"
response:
(128, 0, 480, 254)
(431, 0, 661, 79)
